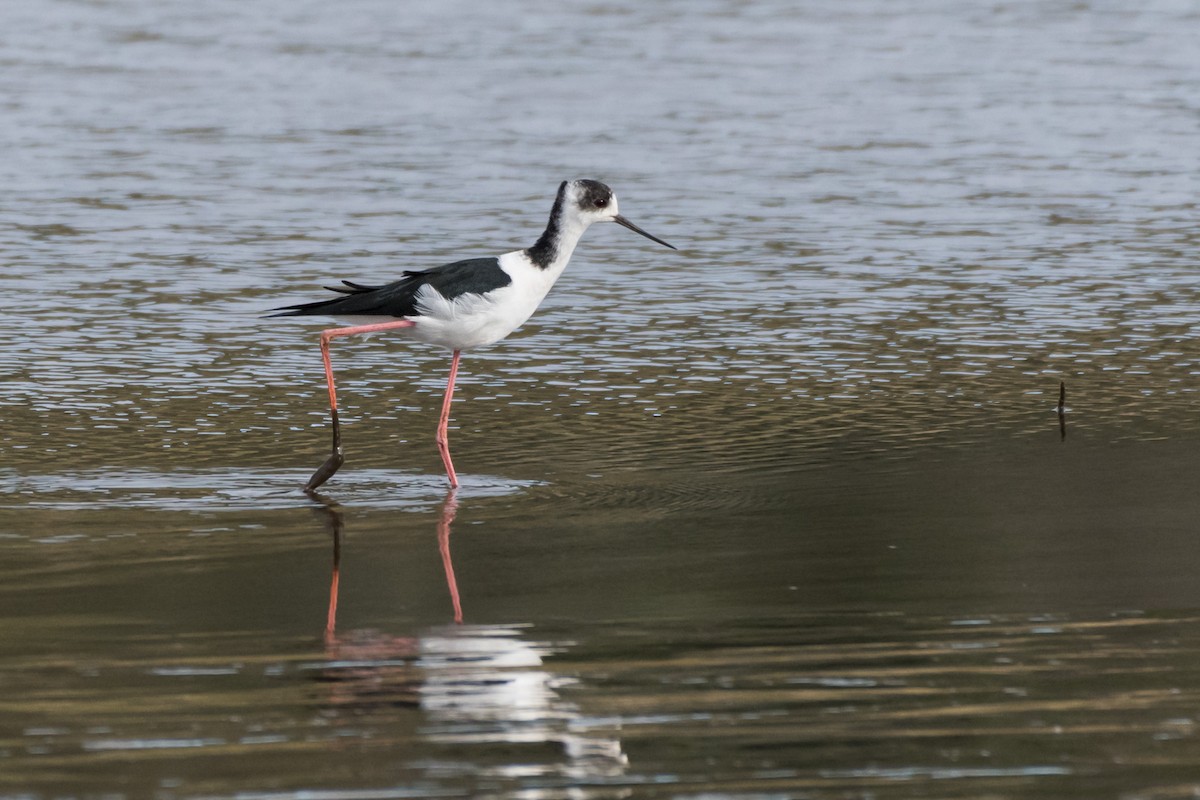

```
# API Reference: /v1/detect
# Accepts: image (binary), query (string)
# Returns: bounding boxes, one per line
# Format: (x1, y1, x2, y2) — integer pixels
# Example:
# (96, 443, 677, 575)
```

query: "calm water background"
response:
(2, 0, 1200, 797)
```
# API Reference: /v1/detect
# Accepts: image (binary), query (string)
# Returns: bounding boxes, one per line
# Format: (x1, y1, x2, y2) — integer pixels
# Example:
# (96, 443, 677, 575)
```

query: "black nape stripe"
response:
(524, 180, 569, 270)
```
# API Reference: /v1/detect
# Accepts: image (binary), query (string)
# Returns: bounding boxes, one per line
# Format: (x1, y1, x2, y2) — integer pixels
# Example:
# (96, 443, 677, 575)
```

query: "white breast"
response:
(405, 250, 568, 351)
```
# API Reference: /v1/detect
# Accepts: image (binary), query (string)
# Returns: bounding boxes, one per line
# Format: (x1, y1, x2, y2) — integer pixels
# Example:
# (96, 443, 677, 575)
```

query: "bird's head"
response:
(563, 179, 676, 249)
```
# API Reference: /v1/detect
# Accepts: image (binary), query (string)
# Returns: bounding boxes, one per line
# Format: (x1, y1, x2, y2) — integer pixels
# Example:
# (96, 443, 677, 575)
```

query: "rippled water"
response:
(3, 0, 1200, 797)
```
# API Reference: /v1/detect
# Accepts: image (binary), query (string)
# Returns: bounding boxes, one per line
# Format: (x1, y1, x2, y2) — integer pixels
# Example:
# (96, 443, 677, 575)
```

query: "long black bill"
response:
(614, 214, 677, 250)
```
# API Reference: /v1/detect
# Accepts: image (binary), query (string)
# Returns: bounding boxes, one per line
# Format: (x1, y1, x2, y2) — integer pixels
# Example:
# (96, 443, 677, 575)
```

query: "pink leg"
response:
(304, 319, 416, 493)
(435, 349, 462, 488)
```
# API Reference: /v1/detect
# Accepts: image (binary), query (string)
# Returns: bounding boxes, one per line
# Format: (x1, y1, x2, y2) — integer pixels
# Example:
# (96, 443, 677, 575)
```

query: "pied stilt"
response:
(270, 179, 676, 492)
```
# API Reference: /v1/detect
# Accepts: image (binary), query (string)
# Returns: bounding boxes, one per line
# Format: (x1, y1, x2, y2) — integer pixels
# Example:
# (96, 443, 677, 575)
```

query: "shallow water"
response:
(3, 0, 1200, 797)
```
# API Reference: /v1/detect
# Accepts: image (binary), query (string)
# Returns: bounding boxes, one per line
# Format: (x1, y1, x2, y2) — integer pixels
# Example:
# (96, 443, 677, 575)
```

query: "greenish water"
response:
(3, 0, 1200, 797)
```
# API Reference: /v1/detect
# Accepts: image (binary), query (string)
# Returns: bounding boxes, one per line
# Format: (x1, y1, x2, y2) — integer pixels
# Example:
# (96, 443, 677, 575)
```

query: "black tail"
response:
(267, 280, 388, 317)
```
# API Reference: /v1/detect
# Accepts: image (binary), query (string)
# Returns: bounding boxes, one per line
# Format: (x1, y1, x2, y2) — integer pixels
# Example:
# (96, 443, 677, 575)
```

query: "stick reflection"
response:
(1057, 380, 1067, 442)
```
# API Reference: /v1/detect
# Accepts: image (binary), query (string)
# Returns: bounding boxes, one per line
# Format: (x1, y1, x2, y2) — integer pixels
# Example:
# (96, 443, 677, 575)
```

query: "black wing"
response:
(268, 257, 513, 318)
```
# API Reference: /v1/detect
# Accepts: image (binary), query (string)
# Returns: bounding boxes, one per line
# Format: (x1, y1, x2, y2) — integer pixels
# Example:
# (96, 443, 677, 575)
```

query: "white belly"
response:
(330, 249, 568, 352)
(406, 283, 542, 351)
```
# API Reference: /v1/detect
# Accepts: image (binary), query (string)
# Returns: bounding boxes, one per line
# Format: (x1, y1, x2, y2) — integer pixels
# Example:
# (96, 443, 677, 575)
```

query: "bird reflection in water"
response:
(305, 490, 629, 782)
(313, 489, 463, 641)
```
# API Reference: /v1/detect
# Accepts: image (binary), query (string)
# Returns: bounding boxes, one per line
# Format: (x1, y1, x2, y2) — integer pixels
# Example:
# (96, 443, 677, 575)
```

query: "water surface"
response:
(2, 0, 1200, 797)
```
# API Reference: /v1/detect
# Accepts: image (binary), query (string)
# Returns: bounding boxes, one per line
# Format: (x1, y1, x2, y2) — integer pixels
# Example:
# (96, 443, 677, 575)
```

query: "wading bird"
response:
(271, 179, 676, 492)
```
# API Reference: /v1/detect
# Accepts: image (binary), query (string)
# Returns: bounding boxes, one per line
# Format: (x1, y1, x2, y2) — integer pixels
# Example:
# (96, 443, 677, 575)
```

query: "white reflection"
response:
(418, 624, 629, 780)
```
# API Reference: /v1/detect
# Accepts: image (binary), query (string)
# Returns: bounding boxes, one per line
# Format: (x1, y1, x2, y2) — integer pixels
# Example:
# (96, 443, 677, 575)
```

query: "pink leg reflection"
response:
(308, 494, 345, 648)
(438, 489, 463, 624)
(326, 521, 342, 647)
